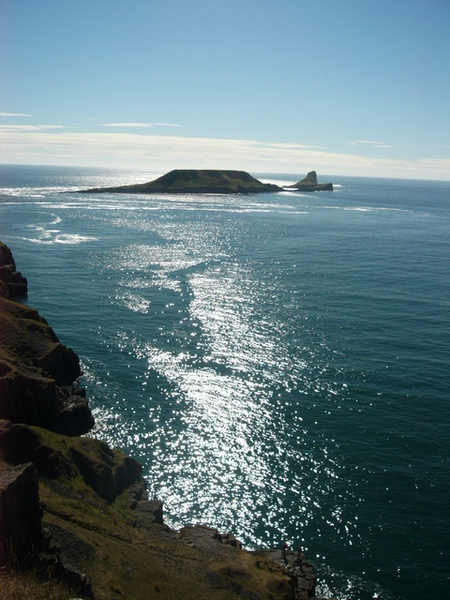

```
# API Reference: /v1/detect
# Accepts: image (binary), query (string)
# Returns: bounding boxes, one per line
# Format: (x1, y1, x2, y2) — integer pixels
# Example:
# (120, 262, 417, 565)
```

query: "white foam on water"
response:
(344, 206, 411, 213)
(23, 232, 98, 244)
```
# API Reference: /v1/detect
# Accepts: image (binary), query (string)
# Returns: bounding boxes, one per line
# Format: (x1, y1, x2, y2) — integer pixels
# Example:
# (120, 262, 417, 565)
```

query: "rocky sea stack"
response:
(0, 241, 332, 600)
(284, 171, 333, 192)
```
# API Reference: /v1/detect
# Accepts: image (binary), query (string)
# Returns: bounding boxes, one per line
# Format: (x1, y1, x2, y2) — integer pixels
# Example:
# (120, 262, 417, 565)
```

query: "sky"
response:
(0, 0, 449, 180)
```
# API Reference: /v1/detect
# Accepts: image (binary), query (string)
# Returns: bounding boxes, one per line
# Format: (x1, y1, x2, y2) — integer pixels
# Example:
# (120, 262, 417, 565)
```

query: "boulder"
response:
(57, 386, 95, 436)
(0, 421, 41, 464)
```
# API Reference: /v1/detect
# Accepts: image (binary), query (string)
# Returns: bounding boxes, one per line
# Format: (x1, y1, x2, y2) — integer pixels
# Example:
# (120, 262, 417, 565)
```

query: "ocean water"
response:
(1, 164, 449, 600)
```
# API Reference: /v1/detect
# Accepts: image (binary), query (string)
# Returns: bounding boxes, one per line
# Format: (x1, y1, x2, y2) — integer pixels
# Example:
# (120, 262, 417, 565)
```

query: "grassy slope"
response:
(1, 424, 292, 600)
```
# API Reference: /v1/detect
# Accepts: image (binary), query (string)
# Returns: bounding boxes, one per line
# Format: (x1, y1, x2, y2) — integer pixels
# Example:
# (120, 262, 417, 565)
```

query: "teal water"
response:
(1, 165, 449, 599)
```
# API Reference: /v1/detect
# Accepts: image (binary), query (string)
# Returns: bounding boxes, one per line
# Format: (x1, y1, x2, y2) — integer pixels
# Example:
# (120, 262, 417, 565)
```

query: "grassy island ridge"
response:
(0, 242, 329, 599)
(84, 169, 281, 195)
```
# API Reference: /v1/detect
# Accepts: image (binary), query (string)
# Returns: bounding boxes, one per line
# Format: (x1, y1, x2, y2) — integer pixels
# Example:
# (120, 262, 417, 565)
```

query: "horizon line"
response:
(0, 161, 448, 184)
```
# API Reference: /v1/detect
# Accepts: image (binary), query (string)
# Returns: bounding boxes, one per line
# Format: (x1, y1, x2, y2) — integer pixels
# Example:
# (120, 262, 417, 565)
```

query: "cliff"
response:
(284, 171, 333, 192)
(0, 296, 94, 437)
(84, 169, 281, 194)
(0, 242, 329, 600)
(0, 241, 28, 298)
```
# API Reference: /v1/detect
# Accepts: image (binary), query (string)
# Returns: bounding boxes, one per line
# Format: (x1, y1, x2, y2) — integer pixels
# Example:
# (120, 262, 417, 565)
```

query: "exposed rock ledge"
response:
(0, 242, 333, 600)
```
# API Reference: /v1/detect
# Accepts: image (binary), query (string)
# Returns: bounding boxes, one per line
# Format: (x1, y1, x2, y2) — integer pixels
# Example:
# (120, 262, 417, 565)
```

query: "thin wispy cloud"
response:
(101, 122, 182, 128)
(0, 124, 64, 132)
(351, 140, 391, 149)
(252, 141, 326, 151)
(0, 112, 34, 117)
(1, 127, 448, 180)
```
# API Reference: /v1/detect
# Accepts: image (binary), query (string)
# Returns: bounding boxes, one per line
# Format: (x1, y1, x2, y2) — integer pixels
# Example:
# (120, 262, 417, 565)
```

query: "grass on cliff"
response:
(2, 423, 294, 600)
(40, 481, 292, 600)
(0, 570, 72, 600)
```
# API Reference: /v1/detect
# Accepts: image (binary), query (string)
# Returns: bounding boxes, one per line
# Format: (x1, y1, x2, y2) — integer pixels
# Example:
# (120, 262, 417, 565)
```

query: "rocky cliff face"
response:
(0, 296, 94, 436)
(0, 241, 28, 298)
(0, 243, 93, 436)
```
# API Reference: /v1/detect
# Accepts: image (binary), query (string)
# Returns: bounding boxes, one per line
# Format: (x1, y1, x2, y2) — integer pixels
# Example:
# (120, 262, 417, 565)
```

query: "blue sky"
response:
(1, 0, 449, 179)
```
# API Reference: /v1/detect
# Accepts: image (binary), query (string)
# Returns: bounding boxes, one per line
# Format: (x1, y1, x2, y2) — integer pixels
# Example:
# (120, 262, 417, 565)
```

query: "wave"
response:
(21, 232, 98, 245)
(343, 206, 411, 213)
(0, 186, 81, 197)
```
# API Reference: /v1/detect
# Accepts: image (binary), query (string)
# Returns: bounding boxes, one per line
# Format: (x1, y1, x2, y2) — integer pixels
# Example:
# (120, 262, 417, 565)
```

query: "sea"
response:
(0, 164, 449, 600)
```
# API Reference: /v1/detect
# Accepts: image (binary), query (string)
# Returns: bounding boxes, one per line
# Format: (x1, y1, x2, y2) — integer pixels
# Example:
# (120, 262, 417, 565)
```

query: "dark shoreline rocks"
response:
(0, 241, 330, 599)
(255, 548, 319, 600)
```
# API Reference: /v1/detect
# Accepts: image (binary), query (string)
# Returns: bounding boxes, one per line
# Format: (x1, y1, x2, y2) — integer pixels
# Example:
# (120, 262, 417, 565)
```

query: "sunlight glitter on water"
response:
(188, 264, 299, 381)
(75, 204, 359, 556)
(3, 166, 448, 598)
(90, 237, 355, 552)
(63, 185, 383, 592)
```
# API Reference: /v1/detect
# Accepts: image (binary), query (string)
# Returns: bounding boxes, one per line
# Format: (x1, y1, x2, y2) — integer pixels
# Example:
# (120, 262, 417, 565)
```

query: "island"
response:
(84, 169, 281, 195)
(284, 171, 333, 192)
(81, 169, 334, 195)
(0, 243, 330, 599)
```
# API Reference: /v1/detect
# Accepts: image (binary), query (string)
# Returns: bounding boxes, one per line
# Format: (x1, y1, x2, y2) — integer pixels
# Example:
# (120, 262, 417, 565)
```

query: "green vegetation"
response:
(0, 570, 72, 600)
(84, 169, 281, 195)
(1, 423, 293, 599)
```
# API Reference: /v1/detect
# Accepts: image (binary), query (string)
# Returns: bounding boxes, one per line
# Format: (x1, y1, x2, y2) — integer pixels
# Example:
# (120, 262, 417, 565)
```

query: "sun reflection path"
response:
(105, 253, 351, 549)
(84, 209, 361, 554)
